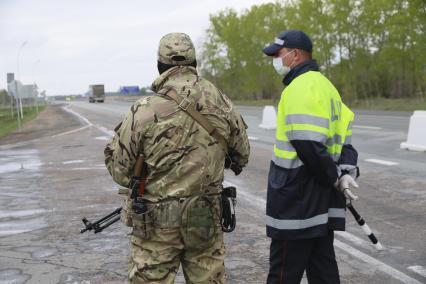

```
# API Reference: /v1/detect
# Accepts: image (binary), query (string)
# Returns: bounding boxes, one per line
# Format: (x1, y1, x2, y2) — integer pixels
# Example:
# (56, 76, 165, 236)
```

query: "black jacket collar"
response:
(283, 59, 319, 86)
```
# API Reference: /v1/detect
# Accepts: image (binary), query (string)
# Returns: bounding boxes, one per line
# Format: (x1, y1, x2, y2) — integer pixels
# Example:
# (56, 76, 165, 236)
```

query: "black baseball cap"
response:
(263, 29, 313, 56)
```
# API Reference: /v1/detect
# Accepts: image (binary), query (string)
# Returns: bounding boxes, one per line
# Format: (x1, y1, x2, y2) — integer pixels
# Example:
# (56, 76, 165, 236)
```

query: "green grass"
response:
(234, 98, 277, 106)
(0, 105, 46, 138)
(235, 97, 426, 111)
(346, 98, 426, 111)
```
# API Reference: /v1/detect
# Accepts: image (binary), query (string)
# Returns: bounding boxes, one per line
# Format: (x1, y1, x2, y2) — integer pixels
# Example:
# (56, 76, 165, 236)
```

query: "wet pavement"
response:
(0, 104, 425, 284)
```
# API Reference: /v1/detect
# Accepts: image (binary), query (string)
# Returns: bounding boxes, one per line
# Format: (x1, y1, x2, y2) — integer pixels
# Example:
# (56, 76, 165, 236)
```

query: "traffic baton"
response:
(344, 189, 383, 251)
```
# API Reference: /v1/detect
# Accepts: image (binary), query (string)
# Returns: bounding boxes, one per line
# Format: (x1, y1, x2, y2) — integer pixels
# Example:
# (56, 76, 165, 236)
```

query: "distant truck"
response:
(88, 85, 105, 103)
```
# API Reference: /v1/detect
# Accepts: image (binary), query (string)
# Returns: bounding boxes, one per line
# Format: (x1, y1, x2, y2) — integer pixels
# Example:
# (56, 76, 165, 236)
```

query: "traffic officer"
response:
(262, 30, 359, 283)
(105, 33, 250, 283)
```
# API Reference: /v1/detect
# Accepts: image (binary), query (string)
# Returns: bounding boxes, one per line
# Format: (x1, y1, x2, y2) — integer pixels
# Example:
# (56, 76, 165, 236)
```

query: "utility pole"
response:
(14, 81, 21, 130)
(32, 59, 40, 113)
(17, 40, 28, 120)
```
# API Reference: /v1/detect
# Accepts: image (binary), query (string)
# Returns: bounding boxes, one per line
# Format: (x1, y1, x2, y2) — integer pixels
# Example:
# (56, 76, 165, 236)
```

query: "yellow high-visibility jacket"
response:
(266, 62, 358, 240)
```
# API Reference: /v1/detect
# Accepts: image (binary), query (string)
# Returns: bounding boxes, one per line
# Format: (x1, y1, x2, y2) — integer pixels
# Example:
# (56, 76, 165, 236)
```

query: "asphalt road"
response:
(0, 99, 425, 284)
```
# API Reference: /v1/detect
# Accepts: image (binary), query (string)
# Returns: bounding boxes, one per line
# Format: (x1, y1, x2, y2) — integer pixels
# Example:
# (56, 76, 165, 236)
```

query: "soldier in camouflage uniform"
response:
(104, 32, 250, 284)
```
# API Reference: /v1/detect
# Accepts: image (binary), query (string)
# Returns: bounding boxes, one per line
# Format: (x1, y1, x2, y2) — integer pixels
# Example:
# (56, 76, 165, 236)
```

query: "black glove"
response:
(225, 155, 242, 176)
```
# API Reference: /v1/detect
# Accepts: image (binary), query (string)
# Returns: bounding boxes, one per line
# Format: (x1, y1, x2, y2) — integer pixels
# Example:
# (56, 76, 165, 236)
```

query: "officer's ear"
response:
(294, 49, 302, 61)
(298, 49, 312, 61)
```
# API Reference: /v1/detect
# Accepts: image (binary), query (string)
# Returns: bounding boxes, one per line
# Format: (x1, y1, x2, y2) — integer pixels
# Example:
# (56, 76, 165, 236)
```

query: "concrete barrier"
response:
(400, 110, 426, 152)
(259, 105, 277, 130)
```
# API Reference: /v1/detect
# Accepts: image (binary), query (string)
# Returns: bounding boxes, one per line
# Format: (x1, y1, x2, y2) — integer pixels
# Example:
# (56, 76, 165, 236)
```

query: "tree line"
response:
(200, 0, 425, 103)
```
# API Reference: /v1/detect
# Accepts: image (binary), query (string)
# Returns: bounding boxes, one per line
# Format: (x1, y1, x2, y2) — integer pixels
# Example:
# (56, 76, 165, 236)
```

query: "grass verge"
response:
(0, 105, 46, 138)
(234, 97, 426, 111)
(233, 99, 277, 106)
(346, 98, 426, 112)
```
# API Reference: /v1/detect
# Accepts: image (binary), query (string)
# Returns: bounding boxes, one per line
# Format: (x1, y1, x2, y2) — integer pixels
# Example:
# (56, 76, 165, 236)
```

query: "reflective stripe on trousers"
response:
(266, 208, 345, 230)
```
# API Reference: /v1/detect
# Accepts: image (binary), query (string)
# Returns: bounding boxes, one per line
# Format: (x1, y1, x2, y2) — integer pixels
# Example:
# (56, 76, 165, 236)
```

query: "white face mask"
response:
(272, 50, 295, 76)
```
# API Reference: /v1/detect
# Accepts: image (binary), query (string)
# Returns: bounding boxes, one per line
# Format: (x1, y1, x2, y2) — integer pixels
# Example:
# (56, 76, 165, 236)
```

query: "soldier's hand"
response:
(224, 156, 232, 169)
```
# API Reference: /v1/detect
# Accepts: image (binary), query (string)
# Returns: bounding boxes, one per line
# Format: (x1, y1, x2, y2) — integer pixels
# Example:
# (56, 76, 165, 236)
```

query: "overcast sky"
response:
(0, 0, 275, 96)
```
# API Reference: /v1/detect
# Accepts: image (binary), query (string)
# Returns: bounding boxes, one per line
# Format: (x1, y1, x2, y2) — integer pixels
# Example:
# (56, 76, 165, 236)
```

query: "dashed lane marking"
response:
(365, 158, 399, 166)
(335, 240, 421, 284)
(408, 266, 426, 279)
(353, 125, 383, 130)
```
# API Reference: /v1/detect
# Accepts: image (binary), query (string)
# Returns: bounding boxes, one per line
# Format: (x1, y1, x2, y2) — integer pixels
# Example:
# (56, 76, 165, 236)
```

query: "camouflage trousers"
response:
(128, 195, 225, 284)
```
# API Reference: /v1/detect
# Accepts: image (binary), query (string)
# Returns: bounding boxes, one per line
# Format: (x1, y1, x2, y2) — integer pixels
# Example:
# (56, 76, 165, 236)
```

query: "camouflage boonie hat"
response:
(158, 33, 196, 65)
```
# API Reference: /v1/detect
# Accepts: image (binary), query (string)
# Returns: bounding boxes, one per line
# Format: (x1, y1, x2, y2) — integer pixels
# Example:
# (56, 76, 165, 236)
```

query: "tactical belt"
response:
(162, 88, 228, 153)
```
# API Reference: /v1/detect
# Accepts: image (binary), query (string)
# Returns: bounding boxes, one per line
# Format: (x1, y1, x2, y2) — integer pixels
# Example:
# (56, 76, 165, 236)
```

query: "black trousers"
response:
(267, 231, 340, 284)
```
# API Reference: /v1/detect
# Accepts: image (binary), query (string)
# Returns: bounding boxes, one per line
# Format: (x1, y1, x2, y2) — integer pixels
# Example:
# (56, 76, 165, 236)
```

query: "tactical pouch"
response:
(131, 205, 154, 240)
(118, 188, 133, 227)
(153, 200, 181, 229)
(221, 186, 237, 232)
(183, 195, 221, 250)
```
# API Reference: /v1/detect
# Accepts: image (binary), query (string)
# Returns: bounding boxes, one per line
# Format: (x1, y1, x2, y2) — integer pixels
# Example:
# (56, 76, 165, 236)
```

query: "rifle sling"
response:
(163, 88, 228, 153)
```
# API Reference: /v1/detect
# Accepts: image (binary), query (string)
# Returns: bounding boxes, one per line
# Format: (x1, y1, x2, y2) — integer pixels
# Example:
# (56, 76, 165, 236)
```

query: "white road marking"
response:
(335, 240, 421, 284)
(335, 231, 370, 248)
(62, 160, 84, 165)
(71, 167, 105, 171)
(248, 136, 259, 140)
(224, 180, 421, 284)
(408, 266, 426, 278)
(360, 114, 408, 120)
(95, 125, 114, 137)
(365, 159, 399, 166)
(51, 125, 91, 137)
(62, 106, 93, 126)
(60, 106, 114, 138)
(353, 125, 382, 130)
(95, 136, 110, 141)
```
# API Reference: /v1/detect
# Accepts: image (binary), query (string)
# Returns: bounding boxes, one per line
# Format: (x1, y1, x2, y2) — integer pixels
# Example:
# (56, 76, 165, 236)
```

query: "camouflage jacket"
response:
(104, 66, 250, 202)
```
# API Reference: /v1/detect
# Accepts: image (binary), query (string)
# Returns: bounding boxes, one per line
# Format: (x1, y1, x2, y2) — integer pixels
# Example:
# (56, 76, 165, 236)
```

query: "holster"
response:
(221, 186, 237, 232)
(131, 202, 154, 240)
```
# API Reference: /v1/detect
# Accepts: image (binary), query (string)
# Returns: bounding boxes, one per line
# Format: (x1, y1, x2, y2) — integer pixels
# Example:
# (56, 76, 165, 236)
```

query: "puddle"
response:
(0, 269, 30, 284)
(71, 166, 105, 171)
(62, 160, 85, 165)
(15, 245, 58, 259)
(0, 160, 43, 174)
(0, 191, 38, 198)
(0, 217, 47, 237)
(0, 209, 48, 219)
(0, 148, 42, 174)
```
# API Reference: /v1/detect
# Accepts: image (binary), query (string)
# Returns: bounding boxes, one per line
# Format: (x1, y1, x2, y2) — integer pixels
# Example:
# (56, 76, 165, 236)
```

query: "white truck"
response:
(88, 84, 105, 103)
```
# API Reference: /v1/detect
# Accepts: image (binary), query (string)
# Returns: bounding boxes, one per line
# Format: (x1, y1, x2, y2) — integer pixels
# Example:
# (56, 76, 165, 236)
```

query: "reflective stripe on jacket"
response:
(267, 70, 354, 240)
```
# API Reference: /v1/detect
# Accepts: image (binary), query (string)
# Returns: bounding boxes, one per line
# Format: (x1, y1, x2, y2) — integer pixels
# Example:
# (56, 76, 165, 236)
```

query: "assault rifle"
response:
(81, 154, 240, 234)
(80, 207, 122, 234)
(80, 155, 146, 234)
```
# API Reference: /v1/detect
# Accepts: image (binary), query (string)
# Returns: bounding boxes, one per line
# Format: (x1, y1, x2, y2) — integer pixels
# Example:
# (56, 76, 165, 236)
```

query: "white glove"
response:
(338, 174, 359, 200)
